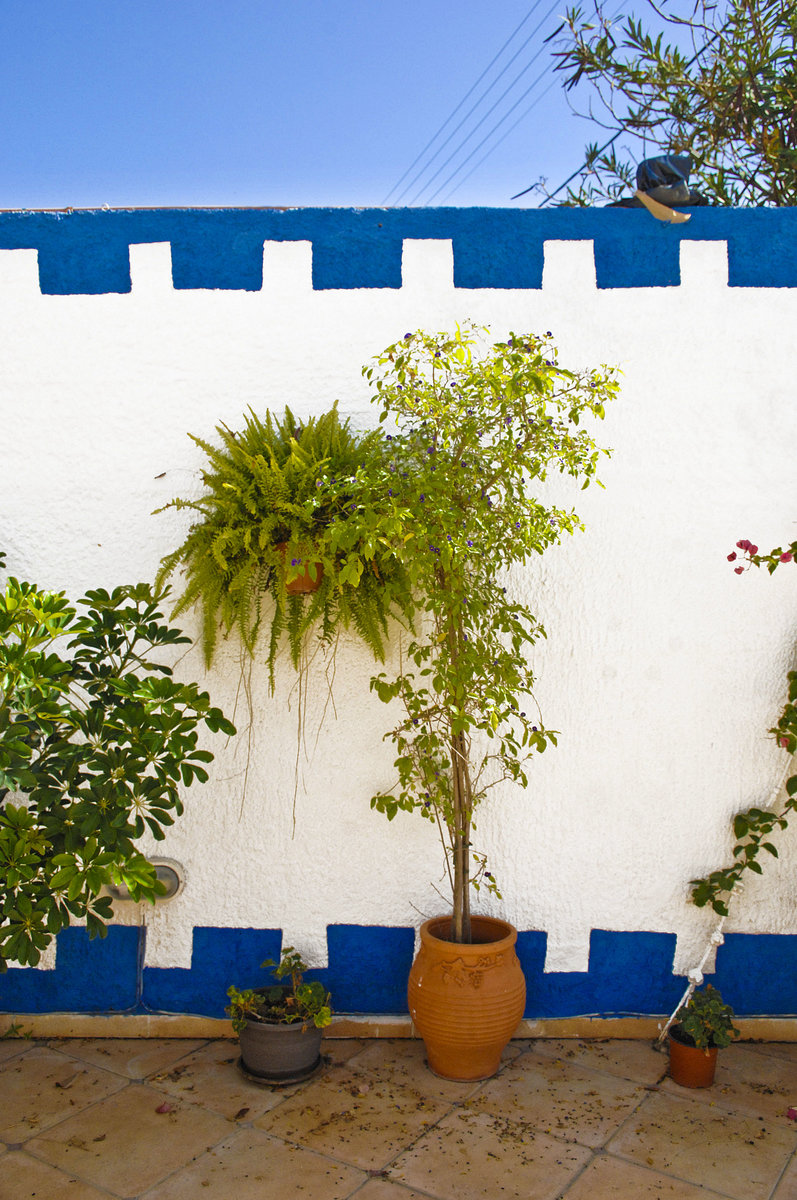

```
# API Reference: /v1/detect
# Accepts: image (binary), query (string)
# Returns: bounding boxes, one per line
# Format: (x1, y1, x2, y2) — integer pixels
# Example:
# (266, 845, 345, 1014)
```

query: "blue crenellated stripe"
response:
(1, 925, 795, 1018)
(1, 207, 797, 294)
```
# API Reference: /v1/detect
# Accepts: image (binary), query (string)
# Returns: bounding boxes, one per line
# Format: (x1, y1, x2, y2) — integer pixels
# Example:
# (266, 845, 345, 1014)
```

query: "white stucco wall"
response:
(3, 227, 796, 982)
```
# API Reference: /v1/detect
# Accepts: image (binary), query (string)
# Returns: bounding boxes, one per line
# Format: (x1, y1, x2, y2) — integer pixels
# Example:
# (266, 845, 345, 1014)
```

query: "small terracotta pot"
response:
(275, 543, 323, 594)
(668, 1025, 719, 1088)
(408, 915, 526, 1081)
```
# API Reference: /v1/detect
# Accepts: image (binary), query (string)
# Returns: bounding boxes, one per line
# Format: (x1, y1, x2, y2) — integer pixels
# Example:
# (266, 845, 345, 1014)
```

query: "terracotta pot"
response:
(408, 915, 526, 1081)
(239, 1017, 323, 1084)
(668, 1025, 719, 1088)
(275, 543, 323, 595)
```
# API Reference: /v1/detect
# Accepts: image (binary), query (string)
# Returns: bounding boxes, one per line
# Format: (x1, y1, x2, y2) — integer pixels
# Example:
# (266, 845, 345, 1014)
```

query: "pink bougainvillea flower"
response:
(781, 553, 793, 563)
(736, 539, 751, 551)
(778, 736, 790, 749)
(749, 544, 759, 555)
(734, 566, 745, 574)
(728, 552, 737, 562)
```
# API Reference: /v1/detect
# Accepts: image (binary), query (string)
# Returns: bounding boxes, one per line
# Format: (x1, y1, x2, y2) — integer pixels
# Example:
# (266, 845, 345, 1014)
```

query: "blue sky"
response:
(1, 1, 621, 210)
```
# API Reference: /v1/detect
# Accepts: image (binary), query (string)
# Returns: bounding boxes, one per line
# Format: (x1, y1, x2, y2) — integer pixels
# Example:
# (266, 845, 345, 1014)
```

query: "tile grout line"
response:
(767, 1141, 797, 1200)
(11, 1042, 253, 1200)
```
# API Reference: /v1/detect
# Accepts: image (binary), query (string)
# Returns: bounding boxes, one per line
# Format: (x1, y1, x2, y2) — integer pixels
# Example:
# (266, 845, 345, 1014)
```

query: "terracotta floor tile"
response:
(745, 1043, 797, 1066)
(470, 1050, 649, 1147)
(146, 1037, 296, 1121)
(561, 1151, 732, 1198)
(388, 1107, 590, 1200)
(771, 1149, 797, 1198)
(25, 1082, 231, 1198)
(0, 1037, 35, 1065)
(139, 1127, 365, 1199)
(254, 1062, 451, 1171)
(660, 1042, 797, 1121)
(530, 1038, 669, 1086)
(355, 1180, 440, 1200)
(322, 1038, 368, 1067)
(0, 1148, 117, 1199)
(607, 1089, 797, 1200)
(47, 1037, 207, 1081)
(0, 1046, 127, 1143)
(345, 1038, 482, 1103)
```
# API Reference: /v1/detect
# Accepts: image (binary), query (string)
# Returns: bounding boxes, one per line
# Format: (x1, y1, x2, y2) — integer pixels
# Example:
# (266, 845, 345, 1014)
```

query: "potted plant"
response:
(362, 326, 619, 1079)
(0, 556, 235, 969)
(157, 403, 413, 689)
(668, 984, 740, 1087)
(226, 946, 332, 1084)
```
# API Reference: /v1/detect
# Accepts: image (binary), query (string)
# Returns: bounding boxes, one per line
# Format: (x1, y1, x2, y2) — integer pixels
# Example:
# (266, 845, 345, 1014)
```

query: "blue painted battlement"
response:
(1, 206, 796, 293)
(2, 925, 794, 1020)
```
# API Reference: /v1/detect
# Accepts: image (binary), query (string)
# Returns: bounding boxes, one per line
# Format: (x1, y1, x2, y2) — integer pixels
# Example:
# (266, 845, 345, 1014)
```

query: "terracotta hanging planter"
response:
(668, 1025, 719, 1088)
(408, 915, 526, 1081)
(275, 543, 323, 595)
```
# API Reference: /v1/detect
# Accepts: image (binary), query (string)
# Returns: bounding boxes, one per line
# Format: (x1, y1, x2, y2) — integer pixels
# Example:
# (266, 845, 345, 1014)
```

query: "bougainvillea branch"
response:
(690, 537, 797, 914)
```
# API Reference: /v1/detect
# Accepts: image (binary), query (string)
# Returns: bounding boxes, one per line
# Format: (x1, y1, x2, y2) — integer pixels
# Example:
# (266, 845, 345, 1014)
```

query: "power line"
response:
(439, 1, 627, 203)
(438, 78, 560, 204)
(408, 0, 562, 206)
(420, 61, 559, 205)
(383, 0, 556, 206)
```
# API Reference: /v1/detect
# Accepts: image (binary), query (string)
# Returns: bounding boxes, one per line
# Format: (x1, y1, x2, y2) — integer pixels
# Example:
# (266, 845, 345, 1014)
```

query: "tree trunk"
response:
(441, 568, 472, 943)
(450, 729, 471, 943)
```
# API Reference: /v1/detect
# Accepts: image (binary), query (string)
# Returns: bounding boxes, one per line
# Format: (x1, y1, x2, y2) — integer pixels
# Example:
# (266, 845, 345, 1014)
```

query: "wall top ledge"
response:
(1, 205, 795, 293)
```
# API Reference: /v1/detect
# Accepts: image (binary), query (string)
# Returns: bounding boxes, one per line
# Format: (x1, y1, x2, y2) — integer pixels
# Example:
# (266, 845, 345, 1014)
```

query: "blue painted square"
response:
(523, 930, 684, 1018)
(0, 926, 140, 1013)
(310, 214, 404, 289)
(169, 220, 266, 290)
(309, 924, 415, 1013)
(452, 211, 546, 289)
(143, 927, 282, 1018)
(714, 933, 797, 1014)
(515, 929, 547, 1017)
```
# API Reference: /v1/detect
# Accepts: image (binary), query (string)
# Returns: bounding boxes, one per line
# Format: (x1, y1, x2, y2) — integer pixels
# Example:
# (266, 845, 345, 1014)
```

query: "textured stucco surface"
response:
(2, 208, 797, 1015)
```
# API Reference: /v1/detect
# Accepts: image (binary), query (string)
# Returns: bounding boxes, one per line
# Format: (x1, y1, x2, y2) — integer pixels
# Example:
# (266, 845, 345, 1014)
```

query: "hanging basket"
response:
(275, 543, 323, 595)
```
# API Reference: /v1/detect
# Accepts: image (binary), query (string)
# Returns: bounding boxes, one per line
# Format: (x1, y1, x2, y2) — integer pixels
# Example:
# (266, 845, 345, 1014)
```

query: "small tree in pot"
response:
(366, 326, 619, 942)
(362, 326, 619, 1080)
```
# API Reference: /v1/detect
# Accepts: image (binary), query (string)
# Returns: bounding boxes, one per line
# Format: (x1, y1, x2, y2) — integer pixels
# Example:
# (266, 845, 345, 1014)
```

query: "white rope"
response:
(656, 918, 728, 1043)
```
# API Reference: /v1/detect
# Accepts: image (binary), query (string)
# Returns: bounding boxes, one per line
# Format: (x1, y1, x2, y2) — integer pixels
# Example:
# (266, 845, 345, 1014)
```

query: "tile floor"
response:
(0, 1035, 795, 1199)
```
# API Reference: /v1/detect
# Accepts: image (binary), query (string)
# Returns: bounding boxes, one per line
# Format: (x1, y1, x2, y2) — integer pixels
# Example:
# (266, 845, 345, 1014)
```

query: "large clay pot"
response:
(408, 915, 526, 1081)
(668, 1025, 719, 1088)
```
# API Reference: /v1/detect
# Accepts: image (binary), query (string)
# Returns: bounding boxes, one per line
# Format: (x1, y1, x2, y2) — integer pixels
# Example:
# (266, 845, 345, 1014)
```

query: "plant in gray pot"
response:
(226, 947, 332, 1084)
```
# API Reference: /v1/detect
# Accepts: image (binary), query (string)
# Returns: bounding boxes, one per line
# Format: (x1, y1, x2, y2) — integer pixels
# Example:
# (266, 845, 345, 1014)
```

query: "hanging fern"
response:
(156, 404, 414, 687)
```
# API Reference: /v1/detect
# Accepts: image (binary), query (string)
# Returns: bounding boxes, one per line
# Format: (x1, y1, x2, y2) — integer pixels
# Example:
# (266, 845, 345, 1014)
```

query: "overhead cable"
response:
(438, 77, 559, 204)
(407, 0, 562, 207)
(383, 0, 557, 207)
(381, 1, 544, 206)
(434, 0, 625, 204)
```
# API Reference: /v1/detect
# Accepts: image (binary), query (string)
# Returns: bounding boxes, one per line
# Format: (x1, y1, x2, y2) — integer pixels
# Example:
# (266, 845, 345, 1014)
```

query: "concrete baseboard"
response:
(2, 1012, 796, 1041)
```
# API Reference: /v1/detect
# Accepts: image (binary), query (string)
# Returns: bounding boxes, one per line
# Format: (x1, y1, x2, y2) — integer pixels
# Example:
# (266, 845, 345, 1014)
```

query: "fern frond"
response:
(156, 402, 411, 690)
